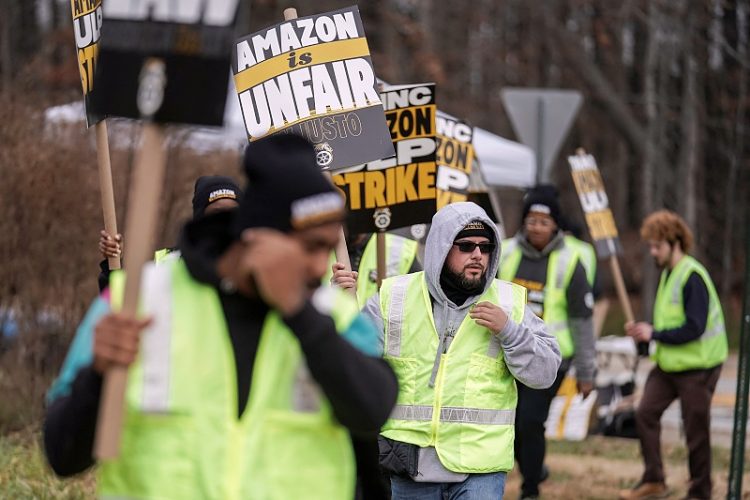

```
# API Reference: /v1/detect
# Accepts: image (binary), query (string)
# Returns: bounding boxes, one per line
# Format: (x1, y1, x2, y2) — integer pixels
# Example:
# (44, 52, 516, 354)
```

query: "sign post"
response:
(502, 88, 582, 183)
(91, 0, 240, 458)
(95, 60, 169, 460)
(376, 231, 386, 287)
(71, 0, 120, 270)
(727, 214, 749, 499)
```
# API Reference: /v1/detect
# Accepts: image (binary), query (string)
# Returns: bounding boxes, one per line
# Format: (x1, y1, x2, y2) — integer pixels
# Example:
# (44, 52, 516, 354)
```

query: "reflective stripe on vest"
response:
(140, 264, 172, 412)
(385, 275, 409, 357)
(652, 255, 728, 372)
(101, 261, 356, 500)
(380, 272, 526, 473)
(390, 404, 516, 425)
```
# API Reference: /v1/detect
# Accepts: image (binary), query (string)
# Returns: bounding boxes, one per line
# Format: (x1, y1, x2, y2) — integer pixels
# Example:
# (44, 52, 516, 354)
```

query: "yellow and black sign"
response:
(71, 0, 103, 126)
(568, 152, 622, 257)
(435, 111, 475, 209)
(333, 83, 437, 233)
(232, 6, 393, 171)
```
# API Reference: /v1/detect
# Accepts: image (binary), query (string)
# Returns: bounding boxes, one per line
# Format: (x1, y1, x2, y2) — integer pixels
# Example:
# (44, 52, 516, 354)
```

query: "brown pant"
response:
(635, 364, 722, 500)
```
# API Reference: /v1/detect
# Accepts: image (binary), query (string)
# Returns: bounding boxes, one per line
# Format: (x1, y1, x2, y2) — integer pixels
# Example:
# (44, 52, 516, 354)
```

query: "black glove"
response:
(377, 436, 418, 478)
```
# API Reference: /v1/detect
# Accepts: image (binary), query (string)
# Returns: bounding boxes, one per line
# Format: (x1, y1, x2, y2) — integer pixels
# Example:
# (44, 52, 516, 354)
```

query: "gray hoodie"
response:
(363, 203, 561, 480)
(362, 202, 561, 391)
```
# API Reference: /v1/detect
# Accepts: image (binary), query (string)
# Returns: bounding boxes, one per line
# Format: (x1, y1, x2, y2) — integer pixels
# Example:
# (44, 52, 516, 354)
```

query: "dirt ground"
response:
(504, 436, 750, 500)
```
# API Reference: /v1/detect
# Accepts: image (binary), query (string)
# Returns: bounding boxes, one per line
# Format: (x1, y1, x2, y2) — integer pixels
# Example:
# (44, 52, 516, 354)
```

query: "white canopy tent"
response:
(46, 80, 536, 188)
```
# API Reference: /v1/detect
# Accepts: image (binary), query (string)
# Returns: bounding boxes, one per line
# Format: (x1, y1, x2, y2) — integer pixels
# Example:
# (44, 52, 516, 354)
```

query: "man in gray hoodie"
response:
(340, 202, 560, 499)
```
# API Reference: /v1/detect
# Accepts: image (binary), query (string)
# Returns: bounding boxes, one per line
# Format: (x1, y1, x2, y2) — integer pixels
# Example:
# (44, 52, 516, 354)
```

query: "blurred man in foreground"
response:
(44, 135, 398, 499)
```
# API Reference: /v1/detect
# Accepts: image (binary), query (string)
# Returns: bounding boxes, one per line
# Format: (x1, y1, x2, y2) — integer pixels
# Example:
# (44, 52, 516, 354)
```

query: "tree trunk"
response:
(677, 4, 701, 231)
(721, 0, 748, 299)
(1, 0, 15, 93)
(641, 1, 663, 320)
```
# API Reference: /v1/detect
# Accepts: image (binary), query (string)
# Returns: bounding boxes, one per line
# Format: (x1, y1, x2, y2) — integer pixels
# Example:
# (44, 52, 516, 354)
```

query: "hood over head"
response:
(424, 202, 502, 307)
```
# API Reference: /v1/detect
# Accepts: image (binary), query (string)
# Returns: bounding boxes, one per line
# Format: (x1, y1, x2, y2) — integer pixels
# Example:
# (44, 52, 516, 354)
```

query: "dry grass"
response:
(0, 430, 94, 499)
(4, 432, 748, 499)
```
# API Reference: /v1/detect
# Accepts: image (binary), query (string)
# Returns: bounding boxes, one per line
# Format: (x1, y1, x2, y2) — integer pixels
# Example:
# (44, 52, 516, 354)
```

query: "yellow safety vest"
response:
(99, 260, 357, 499)
(324, 234, 418, 304)
(153, 248, 179, 263)
(564, 235, 596, 287)
(652, 255, 728, 372)
(379, 272, 526, 473)
(498, 238, 579, 358)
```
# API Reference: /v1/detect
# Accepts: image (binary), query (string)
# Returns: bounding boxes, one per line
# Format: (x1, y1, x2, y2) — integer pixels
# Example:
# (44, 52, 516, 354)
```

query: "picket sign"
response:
(95, 121, 121, 270)
(568, 148, 634, 324)
(545, 148, 638, 442)
(94, 61, 169, 460)
(282, 7, 357, 302)
(545, 375, 598, 441)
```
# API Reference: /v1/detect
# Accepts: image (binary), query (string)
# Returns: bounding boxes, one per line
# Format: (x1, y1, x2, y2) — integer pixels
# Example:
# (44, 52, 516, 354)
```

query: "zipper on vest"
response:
(429, 353, 447, 446)
(428, 308, 451, 387)
(227, 422, 242, 499)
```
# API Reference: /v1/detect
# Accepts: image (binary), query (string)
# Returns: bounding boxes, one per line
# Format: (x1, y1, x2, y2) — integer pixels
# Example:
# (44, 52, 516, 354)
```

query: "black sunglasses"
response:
(453, 241, 495, 254)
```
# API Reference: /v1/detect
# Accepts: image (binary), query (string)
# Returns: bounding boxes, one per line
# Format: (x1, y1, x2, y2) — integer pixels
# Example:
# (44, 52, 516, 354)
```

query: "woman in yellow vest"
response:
(620, 210, 727, 500)
(354, 202, 561, 499)
(44, 135, 398, 500)
(498, 185, 597, 500)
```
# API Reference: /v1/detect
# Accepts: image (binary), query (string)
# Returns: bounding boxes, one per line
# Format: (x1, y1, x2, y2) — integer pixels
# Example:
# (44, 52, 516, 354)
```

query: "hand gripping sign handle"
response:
(95, 120, 121, 270)
(94, 59, 169, 460)
(284, 6, 358, 303)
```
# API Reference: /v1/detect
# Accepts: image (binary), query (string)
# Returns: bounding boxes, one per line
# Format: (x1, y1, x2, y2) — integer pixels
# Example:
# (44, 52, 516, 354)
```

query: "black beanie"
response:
(455, 220, 494, 242)
(233, 134, 345, 235)
(192, 175, 240, 218)
(522, 184, 561, 225)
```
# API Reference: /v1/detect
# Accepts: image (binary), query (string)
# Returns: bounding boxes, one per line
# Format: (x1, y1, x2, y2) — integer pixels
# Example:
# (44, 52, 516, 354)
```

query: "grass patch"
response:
(0, 430, 94, 499)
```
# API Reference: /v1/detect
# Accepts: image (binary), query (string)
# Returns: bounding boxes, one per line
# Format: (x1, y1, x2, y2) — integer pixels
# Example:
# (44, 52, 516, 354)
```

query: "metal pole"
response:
(727, 214, 750, 499)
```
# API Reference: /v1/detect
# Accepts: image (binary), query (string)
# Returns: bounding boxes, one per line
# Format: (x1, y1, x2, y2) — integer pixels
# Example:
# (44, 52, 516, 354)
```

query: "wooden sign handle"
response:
(94, 122, 167, 459)
(376, 231, 386, 288)
(96, 120, 121, 270)
(609, 255, 634, 323)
